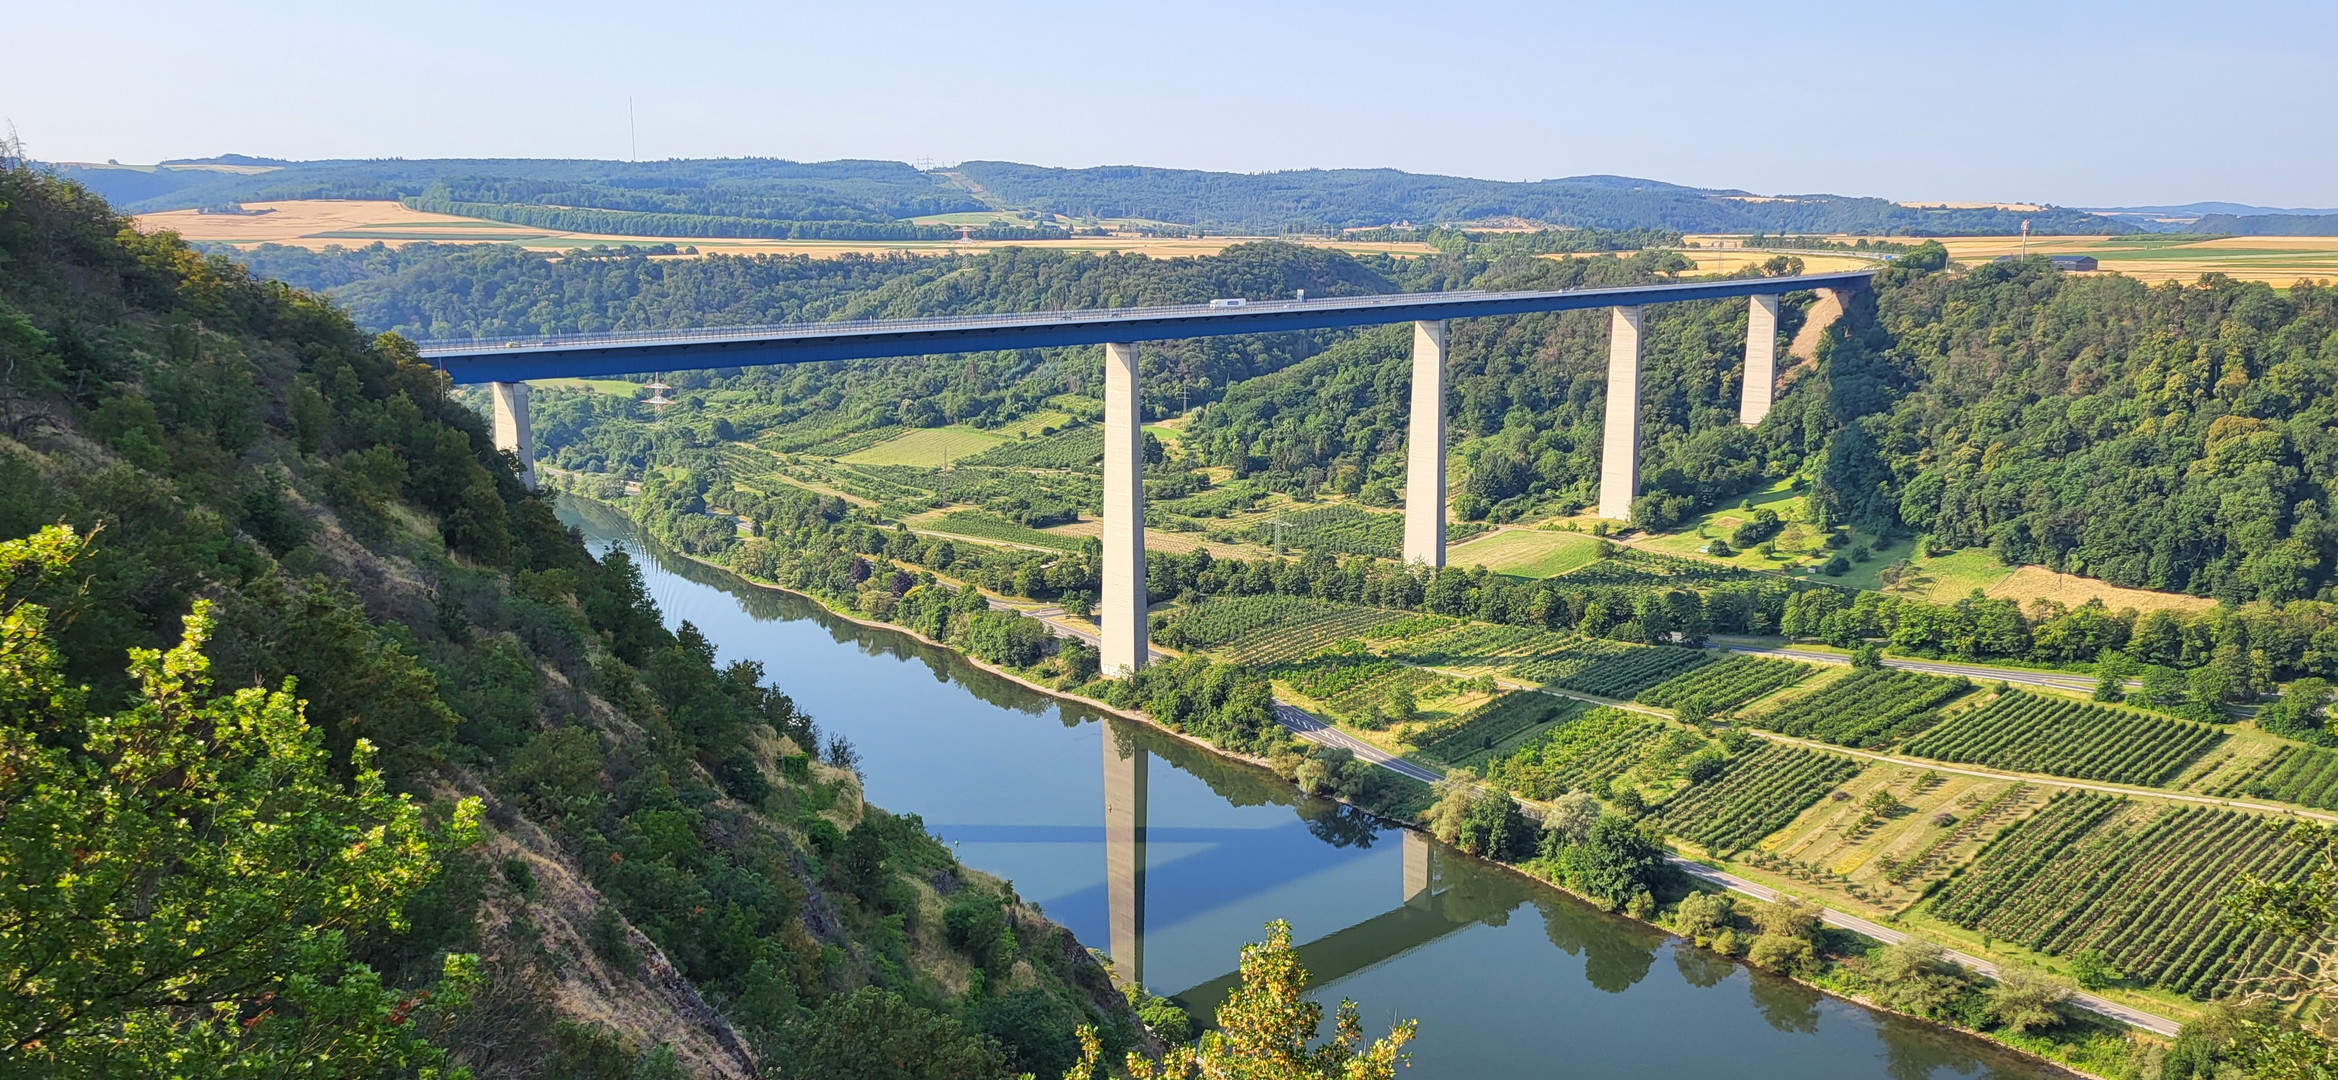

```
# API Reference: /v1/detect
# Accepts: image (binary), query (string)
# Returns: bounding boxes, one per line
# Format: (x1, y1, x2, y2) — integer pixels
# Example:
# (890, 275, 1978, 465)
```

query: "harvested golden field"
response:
(1920, 235, 2338, 286)
(1982, 564, 2221, 615)
(137, 198, 1438, 260)
(136, 200, 555, 247)
(1662, 249, 1878, 275)
(1681, 233, 2338, 286)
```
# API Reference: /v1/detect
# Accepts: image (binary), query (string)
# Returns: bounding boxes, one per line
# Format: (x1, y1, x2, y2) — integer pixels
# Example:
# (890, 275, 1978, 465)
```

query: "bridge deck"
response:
(418, 270, 1873, 383)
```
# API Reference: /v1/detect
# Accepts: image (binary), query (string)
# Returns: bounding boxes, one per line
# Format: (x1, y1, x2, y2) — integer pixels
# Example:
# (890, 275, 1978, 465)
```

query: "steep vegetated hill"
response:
(947, 161, 2124, 235)
(0, 162, 1141, 1076)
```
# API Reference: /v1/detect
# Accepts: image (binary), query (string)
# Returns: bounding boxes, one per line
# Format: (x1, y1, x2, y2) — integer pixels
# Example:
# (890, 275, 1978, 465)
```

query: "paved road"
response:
(1274, 704, 1444, 784)
(1719, 643, 2109, 693)
(1262, 699, 2185, 1036)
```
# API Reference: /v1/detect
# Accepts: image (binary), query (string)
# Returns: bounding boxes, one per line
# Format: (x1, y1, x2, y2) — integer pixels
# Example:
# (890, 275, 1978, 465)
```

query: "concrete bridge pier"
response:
(1403, 320, 1447, 567)
(1402, 828, 1434, 906)
(1740, 294, 1780, 426)
(1596, 306, 1644, 521)
(1101, 342, 1148, 675)
(1103, 722, 1149, 988)
(488, 381, 537, 490)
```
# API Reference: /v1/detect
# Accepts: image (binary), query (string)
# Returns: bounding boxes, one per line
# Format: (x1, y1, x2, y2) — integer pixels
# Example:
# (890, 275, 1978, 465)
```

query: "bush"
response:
(943, 894, 1016, 973)
(1987, 965, 2071, 1034)
(1746, 933, 1816, 975)
(1672, 891, 1734, 944)
(1867, 938, 1970, 1018)
(790, 988, 1010, 1079)
(967, 990, 1082, 1078)
(2068, 948, 2117, 991)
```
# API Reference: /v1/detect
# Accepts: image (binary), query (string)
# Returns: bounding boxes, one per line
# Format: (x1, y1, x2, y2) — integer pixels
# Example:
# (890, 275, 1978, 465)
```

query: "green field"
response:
(1448, 529, 1606, 577)
(922, 510, 1083, 551)
(1636, 478, 1911, 584)
(533, 377, 646, 397)
(839, 426, 1006, 467)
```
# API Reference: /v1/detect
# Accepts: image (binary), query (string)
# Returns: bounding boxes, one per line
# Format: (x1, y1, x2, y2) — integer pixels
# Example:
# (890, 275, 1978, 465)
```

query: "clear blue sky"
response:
(9, 0, 2334, 208)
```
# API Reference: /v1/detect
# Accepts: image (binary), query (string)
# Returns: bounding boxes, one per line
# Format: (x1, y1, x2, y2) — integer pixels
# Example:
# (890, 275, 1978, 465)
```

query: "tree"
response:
(0, 526, 481, 1074)
(1557, 815, 1669, 910)
(1543, 791, 1602, 845)
(2221, 821, 2338, 1073)
(1866, 938, 1970, 1018)
(2067, 948, 2117, 991)
(2093, 650, 2134, 704)
(1985, 965, 2071, 1035)
(1069, 921, 1415, 1080)
(1672, 891, 1735, 945)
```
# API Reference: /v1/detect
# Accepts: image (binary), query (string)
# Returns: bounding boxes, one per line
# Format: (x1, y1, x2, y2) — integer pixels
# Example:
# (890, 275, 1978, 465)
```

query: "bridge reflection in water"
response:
(1101, 719, 1521, 1014)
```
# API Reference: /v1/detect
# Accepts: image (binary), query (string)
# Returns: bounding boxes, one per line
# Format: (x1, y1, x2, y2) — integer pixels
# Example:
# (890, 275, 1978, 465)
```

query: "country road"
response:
(1718, 643, 2107, 693)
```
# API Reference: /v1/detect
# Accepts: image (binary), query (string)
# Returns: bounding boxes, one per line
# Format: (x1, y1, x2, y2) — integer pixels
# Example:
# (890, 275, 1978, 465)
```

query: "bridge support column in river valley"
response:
(1102, 342, 1148, 675)
(1740, 294, 1780, 426)
(1597, 306, 1644, 522)
(1403, 320, 1447, 567)
(1402, 828, 1433, 907)
(488, 381, 537, 490)
(1103, 721, 1148, 988)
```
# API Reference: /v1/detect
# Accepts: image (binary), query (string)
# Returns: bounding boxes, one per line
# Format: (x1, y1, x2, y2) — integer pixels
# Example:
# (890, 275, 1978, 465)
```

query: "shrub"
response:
(1747, 933, 1817, 975)
(1987, 965, 2072, 1034)
(1868, 938, 1971, 1018)
(943, 894, 1016, 973)
(1673, 891, 1735, 944)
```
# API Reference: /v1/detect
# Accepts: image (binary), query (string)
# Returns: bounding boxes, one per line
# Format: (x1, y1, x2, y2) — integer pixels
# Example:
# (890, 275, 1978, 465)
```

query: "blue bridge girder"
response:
(417, 270, 1874, 383)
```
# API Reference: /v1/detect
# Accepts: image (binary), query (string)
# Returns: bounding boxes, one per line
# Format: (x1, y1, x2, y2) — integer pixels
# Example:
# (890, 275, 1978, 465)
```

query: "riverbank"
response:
(571, 496, 2169, 1077)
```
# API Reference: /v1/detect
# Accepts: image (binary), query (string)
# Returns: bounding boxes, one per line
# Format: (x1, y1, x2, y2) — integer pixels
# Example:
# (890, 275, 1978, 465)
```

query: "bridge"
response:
(420, 270, 1874, 675)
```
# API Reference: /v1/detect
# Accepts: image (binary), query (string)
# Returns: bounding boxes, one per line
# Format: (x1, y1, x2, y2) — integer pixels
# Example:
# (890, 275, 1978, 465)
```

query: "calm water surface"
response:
(564, 499, 2064, 1079)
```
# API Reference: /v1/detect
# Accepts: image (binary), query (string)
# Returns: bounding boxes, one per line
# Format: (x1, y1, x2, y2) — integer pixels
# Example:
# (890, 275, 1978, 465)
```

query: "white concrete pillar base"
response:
(1402, 320, 1447, 567)
(1740, 294, 1780, 427)
(1596, 307, 1643, 522)
(1101, 342, 1148, 675)
(488, 381, 536, 490)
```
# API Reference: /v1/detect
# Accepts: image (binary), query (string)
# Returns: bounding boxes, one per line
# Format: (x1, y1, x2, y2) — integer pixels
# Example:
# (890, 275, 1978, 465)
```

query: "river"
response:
(563, 498, 2065, 1079)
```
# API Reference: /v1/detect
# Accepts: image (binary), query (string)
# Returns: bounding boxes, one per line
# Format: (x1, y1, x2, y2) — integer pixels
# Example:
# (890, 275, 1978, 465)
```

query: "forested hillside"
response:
(0, 160, 1142, 1076)
(57, 155, 2126, 237)
(949, 161, 2125, 235)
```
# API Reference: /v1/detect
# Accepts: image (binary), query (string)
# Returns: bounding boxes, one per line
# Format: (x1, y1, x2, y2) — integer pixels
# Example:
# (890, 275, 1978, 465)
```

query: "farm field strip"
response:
(1636, 655, 1813, 711)
(1445, 528, 1607, 578)
(1478, 706, 1677, 799)
(1161, 596, 1413, 665)
(2213, 743, 2338, 809)
(1929, 793, 2316, 999)
(1412, 692, 1585, 767)
(837, 425, 1005, 467)
(1656, 743, 1865, 854)
(920, 510, 1084, 551)
(1749, 667, 1971, 748)
(1903, 691, 2224, 787)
